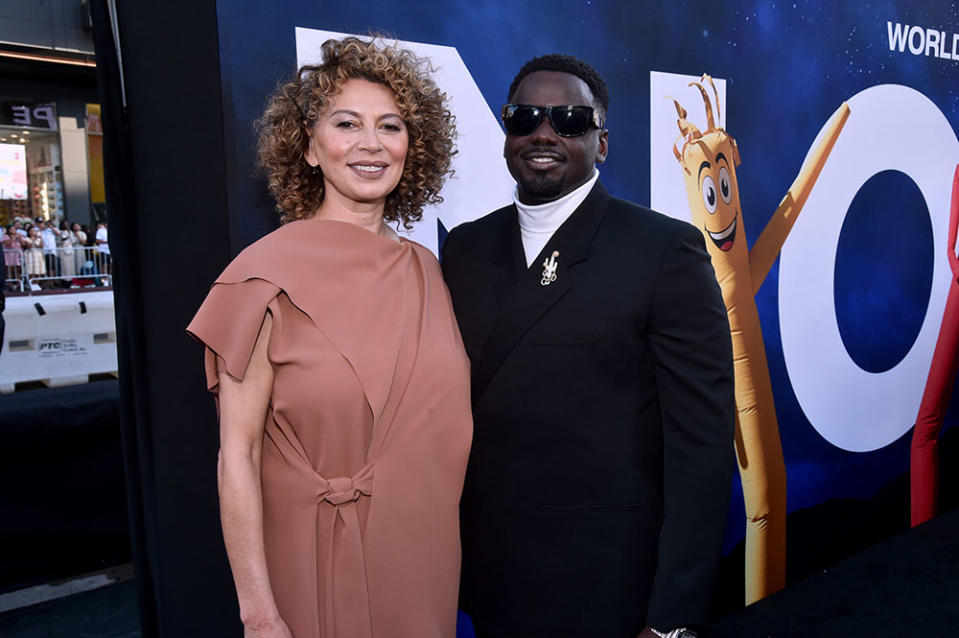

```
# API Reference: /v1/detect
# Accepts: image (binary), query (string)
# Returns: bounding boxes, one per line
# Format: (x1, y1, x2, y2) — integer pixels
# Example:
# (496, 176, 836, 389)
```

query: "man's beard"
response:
(519, 174, 565, 201)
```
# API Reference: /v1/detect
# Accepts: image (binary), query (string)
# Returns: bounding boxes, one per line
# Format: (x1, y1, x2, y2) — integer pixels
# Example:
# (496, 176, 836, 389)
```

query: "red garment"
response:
(911, 164, 959, 526)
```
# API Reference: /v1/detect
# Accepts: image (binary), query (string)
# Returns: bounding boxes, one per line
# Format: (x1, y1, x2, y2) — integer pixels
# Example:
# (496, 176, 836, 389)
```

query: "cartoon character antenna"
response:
(671, 74, 738, 173)
(690, 79, 716, 130)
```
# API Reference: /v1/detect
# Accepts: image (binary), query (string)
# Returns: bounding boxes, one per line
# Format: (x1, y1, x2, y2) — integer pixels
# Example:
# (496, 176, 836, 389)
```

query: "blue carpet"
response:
(0, 581, 139, 638)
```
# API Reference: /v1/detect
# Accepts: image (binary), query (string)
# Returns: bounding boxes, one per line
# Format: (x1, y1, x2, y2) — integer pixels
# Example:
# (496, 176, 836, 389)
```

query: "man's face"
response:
(505, 70, 608, 205)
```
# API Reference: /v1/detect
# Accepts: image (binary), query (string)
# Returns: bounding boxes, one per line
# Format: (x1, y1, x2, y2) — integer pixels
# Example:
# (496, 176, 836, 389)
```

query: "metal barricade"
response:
(3, 246, 112, 294)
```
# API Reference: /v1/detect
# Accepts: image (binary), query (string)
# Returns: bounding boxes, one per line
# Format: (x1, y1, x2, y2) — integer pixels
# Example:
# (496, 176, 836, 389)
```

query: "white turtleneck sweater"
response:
(515, 170, 599, 267)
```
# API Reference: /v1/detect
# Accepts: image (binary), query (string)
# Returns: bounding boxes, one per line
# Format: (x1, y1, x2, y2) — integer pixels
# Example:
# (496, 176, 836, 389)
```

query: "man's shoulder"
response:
(604, 195, 700, 243)
(443, 204, 514, 257)
(447, 204, 513, 239)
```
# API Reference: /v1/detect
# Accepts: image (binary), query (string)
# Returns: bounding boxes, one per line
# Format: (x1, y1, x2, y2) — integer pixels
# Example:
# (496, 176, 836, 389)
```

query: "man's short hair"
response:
(507, 54, 610, 115)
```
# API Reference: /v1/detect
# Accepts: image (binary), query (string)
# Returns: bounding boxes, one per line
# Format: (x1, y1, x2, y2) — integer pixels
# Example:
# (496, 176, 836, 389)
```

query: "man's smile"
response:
(707, 214, 737, 252)
(521, 148, 565, 171)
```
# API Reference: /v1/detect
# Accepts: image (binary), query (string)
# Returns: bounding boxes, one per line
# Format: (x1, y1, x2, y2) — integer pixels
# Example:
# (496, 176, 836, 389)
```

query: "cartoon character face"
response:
(680, 129, 743, 258)
(672, 76, 745, 264)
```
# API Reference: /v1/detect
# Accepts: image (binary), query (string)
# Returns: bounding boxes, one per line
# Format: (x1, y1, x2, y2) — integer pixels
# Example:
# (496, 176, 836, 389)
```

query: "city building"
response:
(0, 0, 103, 227)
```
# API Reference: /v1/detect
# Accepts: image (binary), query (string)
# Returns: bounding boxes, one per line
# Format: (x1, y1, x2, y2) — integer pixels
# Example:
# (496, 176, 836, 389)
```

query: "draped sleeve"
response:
(186, 277, 281, 391)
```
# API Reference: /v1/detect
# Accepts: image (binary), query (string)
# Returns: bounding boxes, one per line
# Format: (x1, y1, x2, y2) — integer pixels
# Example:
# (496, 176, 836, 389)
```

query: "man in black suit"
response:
(442, 54, 736, 638)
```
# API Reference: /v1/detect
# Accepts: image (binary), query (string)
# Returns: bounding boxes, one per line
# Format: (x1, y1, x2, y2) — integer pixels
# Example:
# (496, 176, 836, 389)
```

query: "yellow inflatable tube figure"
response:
(672, 76, 849, 604)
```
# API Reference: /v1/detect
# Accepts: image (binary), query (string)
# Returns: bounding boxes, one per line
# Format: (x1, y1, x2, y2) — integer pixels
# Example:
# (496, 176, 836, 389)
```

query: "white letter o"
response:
(779, 84, 959, 452)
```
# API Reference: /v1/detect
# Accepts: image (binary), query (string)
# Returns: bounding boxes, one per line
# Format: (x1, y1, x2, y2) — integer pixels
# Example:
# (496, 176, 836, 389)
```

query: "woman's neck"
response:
(313, 190, 387, 236)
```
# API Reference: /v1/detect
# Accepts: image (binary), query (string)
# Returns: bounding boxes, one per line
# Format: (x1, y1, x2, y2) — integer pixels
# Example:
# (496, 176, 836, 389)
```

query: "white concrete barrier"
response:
(0, 291, 117, 392)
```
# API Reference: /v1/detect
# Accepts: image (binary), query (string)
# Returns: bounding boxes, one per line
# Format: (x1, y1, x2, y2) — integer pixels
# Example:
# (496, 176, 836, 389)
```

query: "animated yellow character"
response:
(672, 76, 849, 604)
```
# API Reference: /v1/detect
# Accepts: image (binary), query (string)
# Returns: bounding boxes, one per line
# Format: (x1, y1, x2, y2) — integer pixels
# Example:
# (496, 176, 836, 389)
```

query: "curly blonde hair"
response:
(255, 36, 457, 228)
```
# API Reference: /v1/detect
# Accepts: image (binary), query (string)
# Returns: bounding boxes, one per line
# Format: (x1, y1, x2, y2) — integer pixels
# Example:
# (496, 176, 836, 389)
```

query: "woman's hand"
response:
(243, 615, 293, 638)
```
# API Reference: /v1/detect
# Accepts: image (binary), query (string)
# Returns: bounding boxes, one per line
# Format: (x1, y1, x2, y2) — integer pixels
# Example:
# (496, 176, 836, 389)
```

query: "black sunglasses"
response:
(501, 104, 605, 137)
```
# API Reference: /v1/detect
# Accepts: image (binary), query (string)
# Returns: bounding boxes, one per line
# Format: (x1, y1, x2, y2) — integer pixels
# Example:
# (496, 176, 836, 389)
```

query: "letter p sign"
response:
(32, 105, 56, 130)
(10, 103, 57, 130)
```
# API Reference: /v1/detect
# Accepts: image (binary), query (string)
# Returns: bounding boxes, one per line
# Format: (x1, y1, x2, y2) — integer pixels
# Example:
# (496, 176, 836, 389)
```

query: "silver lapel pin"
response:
(541, 250, 559, 286)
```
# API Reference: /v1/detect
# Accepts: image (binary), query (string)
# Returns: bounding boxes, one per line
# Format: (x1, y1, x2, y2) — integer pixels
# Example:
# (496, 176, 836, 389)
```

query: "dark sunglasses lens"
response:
(551, 107, 591, 136)
(504, 106, 542, 136)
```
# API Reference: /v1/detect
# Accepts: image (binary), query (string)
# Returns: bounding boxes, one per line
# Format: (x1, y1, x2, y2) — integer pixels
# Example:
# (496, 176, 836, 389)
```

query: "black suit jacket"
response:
(442, 182, 736, 638)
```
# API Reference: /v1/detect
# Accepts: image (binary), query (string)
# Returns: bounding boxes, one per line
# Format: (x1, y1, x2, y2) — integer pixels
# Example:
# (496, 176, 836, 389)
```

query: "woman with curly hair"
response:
(188, 36, 471, 638)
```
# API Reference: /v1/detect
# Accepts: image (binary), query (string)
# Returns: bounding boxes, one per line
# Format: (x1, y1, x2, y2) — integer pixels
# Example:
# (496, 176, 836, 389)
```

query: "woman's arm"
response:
(216, 312, 291, 638)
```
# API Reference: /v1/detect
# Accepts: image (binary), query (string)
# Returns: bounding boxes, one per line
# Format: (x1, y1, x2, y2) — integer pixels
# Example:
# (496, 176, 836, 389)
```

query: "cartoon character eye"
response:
(719, 166, 732, 204)
(701, 175, 718, 214)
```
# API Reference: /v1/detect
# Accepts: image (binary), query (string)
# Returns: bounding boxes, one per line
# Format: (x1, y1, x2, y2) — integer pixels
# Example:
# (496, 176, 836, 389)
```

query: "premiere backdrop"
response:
(209, 0, 959, 605)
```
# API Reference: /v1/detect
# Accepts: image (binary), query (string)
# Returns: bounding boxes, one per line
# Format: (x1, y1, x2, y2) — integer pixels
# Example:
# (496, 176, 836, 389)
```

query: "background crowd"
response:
(1, 217, 111, 292)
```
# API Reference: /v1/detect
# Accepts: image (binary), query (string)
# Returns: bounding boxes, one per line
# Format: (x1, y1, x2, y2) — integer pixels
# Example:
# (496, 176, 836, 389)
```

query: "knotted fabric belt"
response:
(315, 462, 374, 638)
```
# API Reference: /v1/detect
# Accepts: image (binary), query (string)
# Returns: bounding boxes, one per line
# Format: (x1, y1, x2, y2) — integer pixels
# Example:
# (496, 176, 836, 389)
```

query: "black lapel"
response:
(472, 182, 611, 406)
(488, 210, 527, 307)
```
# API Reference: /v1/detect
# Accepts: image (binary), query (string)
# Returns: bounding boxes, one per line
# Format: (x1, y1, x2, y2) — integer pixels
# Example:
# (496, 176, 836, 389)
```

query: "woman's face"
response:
(72, 223, 80, 232)
(304, 78, 409, 212)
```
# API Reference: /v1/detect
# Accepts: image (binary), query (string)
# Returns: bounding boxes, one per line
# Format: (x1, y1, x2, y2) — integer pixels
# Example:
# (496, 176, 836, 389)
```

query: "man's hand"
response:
(637, 628, 659, 638)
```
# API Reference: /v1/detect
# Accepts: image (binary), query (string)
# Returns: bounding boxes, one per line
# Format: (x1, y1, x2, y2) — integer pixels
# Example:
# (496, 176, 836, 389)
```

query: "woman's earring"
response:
(310, 165, 320, 176)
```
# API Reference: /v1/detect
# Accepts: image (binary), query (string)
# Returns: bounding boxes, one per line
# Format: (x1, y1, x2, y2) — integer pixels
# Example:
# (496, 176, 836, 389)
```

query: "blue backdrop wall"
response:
(211, 0, 959, 608)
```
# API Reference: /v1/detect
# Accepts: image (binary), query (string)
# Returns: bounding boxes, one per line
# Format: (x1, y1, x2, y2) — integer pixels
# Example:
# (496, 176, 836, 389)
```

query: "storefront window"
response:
(2, 98, 111, 294)
(0, 100, 62, 223)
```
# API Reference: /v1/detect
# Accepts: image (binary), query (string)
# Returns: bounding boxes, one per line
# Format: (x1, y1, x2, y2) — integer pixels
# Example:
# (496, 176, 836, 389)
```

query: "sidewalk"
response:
(0, 579, 139, 638)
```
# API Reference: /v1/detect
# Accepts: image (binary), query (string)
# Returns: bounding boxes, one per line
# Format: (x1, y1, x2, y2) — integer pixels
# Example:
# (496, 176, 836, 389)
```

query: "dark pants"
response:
(44, 253, 59, 276)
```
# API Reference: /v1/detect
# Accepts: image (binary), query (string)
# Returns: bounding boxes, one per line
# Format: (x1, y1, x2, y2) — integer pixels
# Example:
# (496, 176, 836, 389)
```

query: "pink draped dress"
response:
(187, 218, 472, 638)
